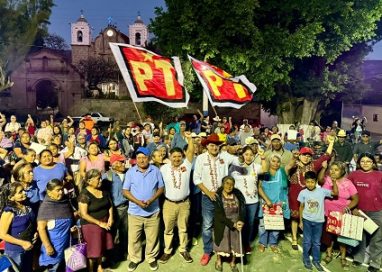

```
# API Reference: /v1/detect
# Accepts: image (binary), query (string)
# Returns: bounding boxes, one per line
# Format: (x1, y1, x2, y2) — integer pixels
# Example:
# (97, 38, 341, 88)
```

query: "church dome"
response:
(134, 15, 144, 24)
(77, 14, 88, 23)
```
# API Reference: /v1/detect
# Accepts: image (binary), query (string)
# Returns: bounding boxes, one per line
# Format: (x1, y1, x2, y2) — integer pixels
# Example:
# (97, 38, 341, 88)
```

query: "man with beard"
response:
(103, 154, 129, 263)
(193, 134, 236, 266)
(264, 134, 293, 168)
(123, 147, 164, 271)
(158, 132, 194, 264)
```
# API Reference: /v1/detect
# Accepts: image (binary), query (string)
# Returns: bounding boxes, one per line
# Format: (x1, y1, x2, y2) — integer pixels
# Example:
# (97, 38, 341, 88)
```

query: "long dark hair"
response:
(357, 153, 377, 171)
(0, 182, 24, 212)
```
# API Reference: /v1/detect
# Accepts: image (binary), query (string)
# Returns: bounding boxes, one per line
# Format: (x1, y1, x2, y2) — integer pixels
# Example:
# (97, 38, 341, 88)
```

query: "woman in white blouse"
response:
(229, 145, 267, 254)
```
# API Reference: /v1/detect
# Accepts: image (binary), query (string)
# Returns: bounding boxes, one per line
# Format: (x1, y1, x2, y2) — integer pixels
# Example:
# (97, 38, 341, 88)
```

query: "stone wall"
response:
(67, 99, 263, 125)
(67, 98, 144, 123)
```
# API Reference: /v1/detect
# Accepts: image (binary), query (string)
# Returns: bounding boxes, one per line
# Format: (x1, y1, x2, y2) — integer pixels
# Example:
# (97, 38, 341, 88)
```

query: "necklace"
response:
(207, 154, 218, 192)
(170, 166, 182, 189)
(296, 163, 313, 187)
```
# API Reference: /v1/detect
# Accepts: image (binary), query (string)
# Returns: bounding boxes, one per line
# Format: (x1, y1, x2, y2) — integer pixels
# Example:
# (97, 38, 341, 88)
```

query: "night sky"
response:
(48, 0, 382, 60)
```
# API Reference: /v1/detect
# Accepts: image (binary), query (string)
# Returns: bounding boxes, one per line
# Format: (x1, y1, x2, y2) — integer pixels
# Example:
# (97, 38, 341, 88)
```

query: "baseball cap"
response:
(245, 137, 259, 145)
(270, 134, 281, 141)
(299, 147, 314, 155)
(110, 154, 126, 165)
(136, 147, 150, 156)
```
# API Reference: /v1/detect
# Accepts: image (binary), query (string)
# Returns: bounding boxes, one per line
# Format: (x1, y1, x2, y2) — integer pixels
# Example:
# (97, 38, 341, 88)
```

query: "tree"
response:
(0, 64, 14, 92)
(77, 57, 119, 92)
(150, 0, 382, 124)
(0, 0, 54, 89)
(43, 33, 69, 50)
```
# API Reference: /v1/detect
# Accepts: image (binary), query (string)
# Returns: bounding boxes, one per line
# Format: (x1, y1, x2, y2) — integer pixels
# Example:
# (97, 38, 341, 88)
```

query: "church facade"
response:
(0, 13, 148, 117)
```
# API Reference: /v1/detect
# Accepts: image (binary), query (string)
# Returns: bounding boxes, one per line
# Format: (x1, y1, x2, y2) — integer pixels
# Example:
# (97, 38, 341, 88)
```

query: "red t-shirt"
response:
(347, 170, 382, 212)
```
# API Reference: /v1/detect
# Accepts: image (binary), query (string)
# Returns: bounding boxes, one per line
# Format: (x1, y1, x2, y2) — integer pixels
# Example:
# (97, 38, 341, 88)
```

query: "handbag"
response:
(64, 227, 87, 272)
(263, 203, 285, 230)
(337, 236, 360, 247)
(326, 211, 342, 235)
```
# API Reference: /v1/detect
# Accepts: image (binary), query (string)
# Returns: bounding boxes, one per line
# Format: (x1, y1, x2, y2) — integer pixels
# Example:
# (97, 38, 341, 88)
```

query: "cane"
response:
(239, 228, 244, 272)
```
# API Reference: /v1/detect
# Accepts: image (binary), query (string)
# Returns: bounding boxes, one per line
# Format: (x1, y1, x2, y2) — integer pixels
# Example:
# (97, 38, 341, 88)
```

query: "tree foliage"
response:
(150, 0, 382, 123)
(43, 33, 69, 50)
(77, 57, 119, 90)
(0, 0, 54, 73)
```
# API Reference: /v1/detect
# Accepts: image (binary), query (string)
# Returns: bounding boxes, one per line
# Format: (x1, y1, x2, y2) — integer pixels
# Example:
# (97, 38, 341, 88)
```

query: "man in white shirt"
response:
(159, 132, 194, 264)
(193, 133, 236, 266)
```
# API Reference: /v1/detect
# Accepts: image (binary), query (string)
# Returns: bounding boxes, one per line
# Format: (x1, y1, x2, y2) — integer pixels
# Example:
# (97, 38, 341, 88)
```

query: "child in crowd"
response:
(298, 171, 338, 271)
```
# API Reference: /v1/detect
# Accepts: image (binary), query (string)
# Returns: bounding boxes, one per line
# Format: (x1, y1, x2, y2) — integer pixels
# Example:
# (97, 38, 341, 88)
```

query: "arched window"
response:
(135, 32, 141, 45)
(77, 31, 83, 42)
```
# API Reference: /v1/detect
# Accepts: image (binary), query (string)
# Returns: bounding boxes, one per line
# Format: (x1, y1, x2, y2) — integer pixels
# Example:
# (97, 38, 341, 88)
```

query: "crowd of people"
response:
(0, 112, 381, 272)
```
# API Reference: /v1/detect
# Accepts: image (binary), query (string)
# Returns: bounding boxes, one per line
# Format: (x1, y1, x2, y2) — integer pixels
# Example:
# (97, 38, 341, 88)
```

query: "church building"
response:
(0, 12, 148, 117)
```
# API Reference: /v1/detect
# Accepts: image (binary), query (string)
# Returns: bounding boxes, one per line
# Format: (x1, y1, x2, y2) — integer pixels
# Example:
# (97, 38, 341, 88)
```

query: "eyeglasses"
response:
(360, 160, 373, 164)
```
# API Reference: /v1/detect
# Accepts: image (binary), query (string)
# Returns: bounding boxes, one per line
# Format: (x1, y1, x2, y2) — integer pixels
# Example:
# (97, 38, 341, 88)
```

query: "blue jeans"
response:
(258, 218, 279, 246)
(201, 194, 215, 254)
(302, 219, 323, 263)
(244, 203, 259, 246)
(5, 249, 33, 272)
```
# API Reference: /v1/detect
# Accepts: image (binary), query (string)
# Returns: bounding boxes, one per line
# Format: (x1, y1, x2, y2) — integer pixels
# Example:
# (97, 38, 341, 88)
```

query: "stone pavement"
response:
(108, 236, 367, 272)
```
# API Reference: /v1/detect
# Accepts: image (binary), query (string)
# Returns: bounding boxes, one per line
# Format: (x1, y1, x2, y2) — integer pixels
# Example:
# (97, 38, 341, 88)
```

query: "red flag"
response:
(110, 43, 189, 108)
(189, 56, 256, 109)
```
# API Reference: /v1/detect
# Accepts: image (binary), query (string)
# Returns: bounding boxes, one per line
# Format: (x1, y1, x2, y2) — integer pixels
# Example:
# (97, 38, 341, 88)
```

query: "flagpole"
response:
(202, 91, 208, 116)
(211, 104, 218, 117)
(133, 101, 143, 124)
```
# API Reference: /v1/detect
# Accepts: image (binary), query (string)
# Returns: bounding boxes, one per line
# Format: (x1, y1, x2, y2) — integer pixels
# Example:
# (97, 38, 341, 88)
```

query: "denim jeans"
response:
(244, 203, 259, 246)
(353, 210, 382, 269)
(258, 218, 280, 246)
(113, 204, 128, 259)
(302, 219, 323, 263)
(5, 249, 33, 272)
(201, 194, 215, 254)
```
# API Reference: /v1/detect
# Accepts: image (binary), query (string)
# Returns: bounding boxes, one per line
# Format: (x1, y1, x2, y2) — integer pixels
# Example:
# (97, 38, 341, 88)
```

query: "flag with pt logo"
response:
(110, 43, 189, 108)
(189, 56, 256, 109)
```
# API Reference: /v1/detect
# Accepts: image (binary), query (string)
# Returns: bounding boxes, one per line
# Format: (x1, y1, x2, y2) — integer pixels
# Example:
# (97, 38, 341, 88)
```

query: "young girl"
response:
(0, 182, 38, 271)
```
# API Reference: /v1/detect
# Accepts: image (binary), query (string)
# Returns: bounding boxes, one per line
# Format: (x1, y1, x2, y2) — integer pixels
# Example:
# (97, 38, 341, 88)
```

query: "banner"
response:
(189, 56, 256, 109)
(110, 43, 189, 108)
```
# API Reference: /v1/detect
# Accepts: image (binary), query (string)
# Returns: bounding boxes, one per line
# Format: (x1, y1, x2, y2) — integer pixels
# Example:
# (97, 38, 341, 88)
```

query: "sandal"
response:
(322, 254, 333, 265)
(215, 261, 223, 272)
(230, 265, 239, 272)
(258, 244, 266, 252)
(341, 258, 349, 271)
(270, 245, 280, 254)
(291, 240, 298, 250)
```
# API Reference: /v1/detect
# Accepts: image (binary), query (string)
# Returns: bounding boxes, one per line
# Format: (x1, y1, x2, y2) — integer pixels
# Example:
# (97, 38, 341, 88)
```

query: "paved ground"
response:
(108, 235, 368, 272)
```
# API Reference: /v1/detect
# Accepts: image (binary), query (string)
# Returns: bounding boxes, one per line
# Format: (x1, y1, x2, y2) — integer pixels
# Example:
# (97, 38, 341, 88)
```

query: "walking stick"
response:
(239, 229, 244, 272)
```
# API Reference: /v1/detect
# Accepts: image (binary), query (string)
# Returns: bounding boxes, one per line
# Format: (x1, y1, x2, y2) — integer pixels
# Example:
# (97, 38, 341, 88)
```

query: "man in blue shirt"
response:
(123, 147, 164, 272)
